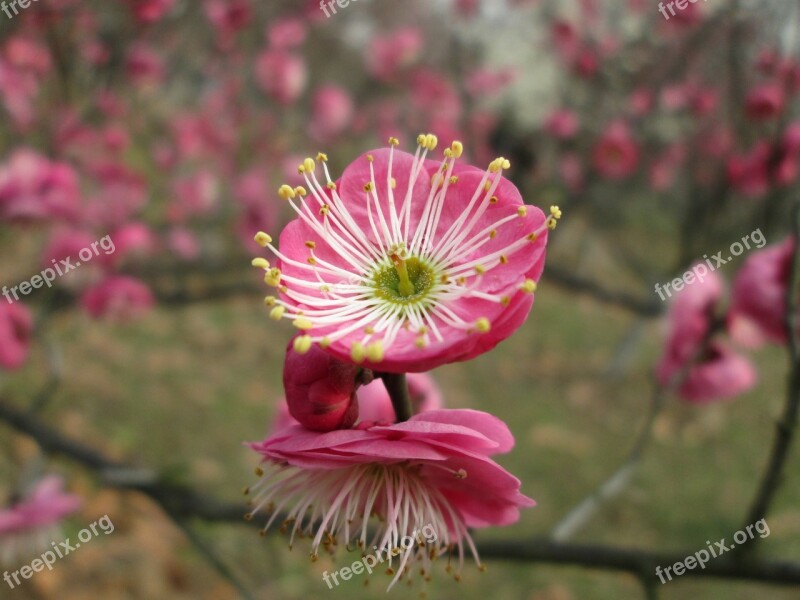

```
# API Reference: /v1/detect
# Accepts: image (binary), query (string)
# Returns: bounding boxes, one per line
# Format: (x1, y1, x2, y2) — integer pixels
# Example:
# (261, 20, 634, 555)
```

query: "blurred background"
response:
(1, 0, 799, 598)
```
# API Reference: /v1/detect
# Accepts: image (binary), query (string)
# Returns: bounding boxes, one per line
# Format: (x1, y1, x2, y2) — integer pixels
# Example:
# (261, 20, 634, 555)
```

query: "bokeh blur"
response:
(1, 0, 800, 598)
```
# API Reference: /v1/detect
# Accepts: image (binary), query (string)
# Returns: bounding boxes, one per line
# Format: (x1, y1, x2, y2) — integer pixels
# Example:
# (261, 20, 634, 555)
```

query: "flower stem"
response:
(378, 373, 412, 422)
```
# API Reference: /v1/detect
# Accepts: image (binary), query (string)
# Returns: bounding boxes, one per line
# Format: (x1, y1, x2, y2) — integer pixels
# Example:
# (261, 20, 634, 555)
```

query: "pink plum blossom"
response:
(248, 408, 534, 588)
(366, 27, 424, 82)
(254, 50, 307, 105)
(267, 17, 307, 49)
(125, 0, 175, 23)
(0, 302, 33, 371)
(656, 267, 756, 402)
(309, 85, 354, 142)
(283, 340, 360, 431)
(254, 137, 555, 372)
(356, 372, 443, 426)
(728, 238, 792, 345)
(592, 122, 639, 180)
(81, 276, 154, 320)
(727, 142, 770, 197)
(543, 109, 579, 140)
(745, 83, 786, 121)
(0, 476, 81, 564)
(0, 150, 80, 223)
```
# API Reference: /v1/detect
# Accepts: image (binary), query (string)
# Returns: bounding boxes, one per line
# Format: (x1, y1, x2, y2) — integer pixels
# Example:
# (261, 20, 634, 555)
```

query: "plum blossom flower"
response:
(356, 372, 442, 425)
(81, 276, 154, 320)
(0, 150, 80, 223)
(592, 122, 639, 180)
(247, 409, 534, 588)
(309, 85, 354, 142)
(656, 267, 756, 402)
(0, 476, 81, 565)
(745, 83, 785, 121)
(255, 50, 307, 105)
(366, 27, 423, 82)
(283, 340, 361, 431)
(252, 136, 557, 372)
(728, 238, 793, 345)
(0, 302, 33, 371)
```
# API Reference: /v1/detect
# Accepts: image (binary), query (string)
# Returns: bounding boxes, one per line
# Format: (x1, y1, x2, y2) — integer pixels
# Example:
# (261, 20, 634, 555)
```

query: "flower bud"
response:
(283, 338, 360, 431)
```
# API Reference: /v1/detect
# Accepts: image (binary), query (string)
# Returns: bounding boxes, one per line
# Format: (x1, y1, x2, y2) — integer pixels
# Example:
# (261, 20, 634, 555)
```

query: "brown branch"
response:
(744, 202, 800, 532)
(2, 395, 800, 589)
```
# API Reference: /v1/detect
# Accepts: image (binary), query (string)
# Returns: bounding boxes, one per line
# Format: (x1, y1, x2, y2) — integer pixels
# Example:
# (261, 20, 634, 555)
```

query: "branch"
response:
(477, 538, 800, 586)
(544, 264, 663, 317)
(2, 396, 800, 588)
(744, 202, 800, 532)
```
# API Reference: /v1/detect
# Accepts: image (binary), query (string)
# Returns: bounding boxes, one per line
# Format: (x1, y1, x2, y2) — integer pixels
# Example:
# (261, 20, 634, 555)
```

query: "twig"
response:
(743, 201, 800, 533)
(2, 396, 800, 588)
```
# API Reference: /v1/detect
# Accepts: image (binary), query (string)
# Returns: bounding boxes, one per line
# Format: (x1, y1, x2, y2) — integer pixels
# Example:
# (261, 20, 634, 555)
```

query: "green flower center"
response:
(371, 255, 435, 305)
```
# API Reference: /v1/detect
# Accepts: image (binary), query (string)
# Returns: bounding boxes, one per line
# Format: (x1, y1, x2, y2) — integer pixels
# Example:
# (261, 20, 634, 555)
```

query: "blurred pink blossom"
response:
(81, 276, 154, 320)
(309, 84, 354, 142)
(255, 50, 307, 105)
(0, 302, 33, 371)
(592, 122, 639, 180)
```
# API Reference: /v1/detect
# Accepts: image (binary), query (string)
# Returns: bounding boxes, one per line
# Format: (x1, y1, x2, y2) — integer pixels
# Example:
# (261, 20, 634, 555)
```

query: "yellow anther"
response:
(319, 336, 331, 349)
(293, 317, 313, 331)
(415, 337, 427, 349)
(388, 136, 400, 146)
(489, 230, 497, 239)
(391, 177, 397, 189)
(366, 341, 384, 363)
(517, 206, 527, 217)
(499, 255, 508, 264)
(254, 466, 264, 476)
(278, 184, 296, 200)
(443, 148, 453, 159)
(500, 296, 511, 306)
(254, 232, 272, 247)
(317, 152, 328, 162)
(303, 157, 316, 173)
(488, 158, 502, 173)
(527, 232, 539, 242)
(550, 205, 562, 219)
(501, 158, 511, 170)
(490, 196, 498, 204)
(547, 217, 558, 230)
(297, 164, 305, 174)
(521, 279, 537, 293)
(264, 268, 281, 287)
(474, 265, 486, 275)
(418, 326, 429, 335)
(293, 335, 313, 354)
(363, 182, 374, 192)
(320, 205, 330, 216)
(483, 181, 492, 192)
(319, 285, 330, 293)
(305, 240, 316, 249)
(251, 257, 270, 269)
(475, 317, 491, 333)
(417, 134, 426, 146)
(269, 305, 286, 321)
(425, 134, 438, 150)
(456, 276, 467, 286)
(451, 141, 464, 158)
(455, 468, 467, 479)
(449, 176, 459, 184)
(327, 182, 337, 190)
(307, 257, 317, 265)
(364, 326, 375, 334)
(351, 342, 366, 363)
(263, 296, 276, 306)
(294, 186, 307, 197)
(366, 154, 374, 162)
